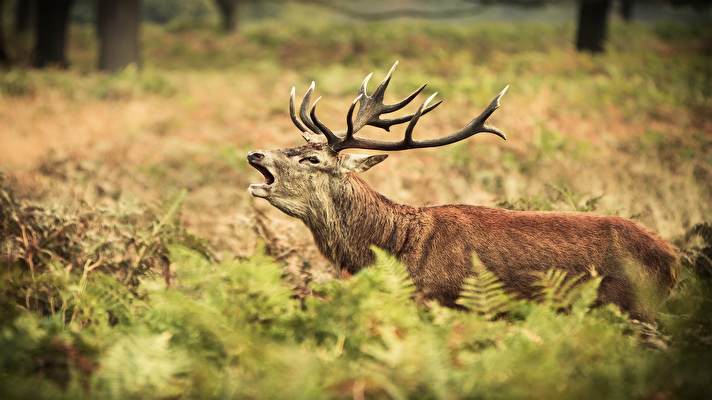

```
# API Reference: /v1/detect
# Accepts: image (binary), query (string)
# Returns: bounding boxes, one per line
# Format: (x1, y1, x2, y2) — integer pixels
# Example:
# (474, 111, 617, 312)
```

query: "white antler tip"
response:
(360, 73, 374, 95)
(387, 60, 399, 76)
(290, 86, 296, 95)
(494, 85, 509, 107)
(424, 92, 438, 106)
(309, 81, 316, 89)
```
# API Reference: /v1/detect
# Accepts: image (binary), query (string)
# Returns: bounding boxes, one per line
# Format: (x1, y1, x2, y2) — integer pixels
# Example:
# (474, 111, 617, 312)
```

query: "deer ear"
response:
(339, 154, 388, 173)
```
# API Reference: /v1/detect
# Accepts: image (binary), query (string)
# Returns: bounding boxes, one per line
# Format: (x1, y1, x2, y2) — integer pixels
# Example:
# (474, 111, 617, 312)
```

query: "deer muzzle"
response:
(247, 151, 275, 198)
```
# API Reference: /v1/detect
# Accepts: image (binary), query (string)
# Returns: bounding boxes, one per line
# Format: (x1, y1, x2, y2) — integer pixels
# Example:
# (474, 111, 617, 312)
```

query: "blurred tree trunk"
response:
(33, 0, 73, 68)
(15, 0, 35, 34)
(97, 0, 141, 72)
(0, 0, 9, 65)
(620, 0, 634, 21)
(575, 0, 611, 53)
(215, 0, 239, 32)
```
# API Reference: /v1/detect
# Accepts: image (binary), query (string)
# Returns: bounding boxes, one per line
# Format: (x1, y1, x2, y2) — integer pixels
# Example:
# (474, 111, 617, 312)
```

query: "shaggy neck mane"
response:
(302, 173, 418, 274)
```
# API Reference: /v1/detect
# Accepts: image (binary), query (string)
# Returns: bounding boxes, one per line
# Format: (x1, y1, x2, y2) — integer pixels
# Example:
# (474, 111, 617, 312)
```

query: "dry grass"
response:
(1, 19, 710, 280)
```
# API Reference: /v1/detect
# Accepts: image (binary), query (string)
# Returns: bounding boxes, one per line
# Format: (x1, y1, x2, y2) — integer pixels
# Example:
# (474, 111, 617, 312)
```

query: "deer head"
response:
(247, 61, 508, 219)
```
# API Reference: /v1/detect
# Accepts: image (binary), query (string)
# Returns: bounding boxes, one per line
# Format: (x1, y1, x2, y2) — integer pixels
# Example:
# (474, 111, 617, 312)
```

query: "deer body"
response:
(247, 62, 678, 316)
(299, 173, 677, 312)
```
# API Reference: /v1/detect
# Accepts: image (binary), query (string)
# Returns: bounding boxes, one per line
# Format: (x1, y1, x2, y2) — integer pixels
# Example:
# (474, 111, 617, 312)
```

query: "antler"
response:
(349, 61, 443, 132)
(289, 62, 508, 152)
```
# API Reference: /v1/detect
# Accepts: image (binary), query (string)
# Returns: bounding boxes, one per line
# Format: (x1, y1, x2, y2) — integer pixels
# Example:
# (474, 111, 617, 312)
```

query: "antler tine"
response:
(350, 62, 443, 133)
(359, 72, 374, 98)
(289, 86, 308, 133)
(371, 60, 398, 101)
(345, 93, 363, 140)
(369, 99, 442, 131)
(471, 85, 509, 139)
(309, 97, 340, 144)
(331, 86, 508, 152)
(406, 86, 508, 145)
(404, 92, 438, 144)
(382, 83, 426, 113)
(298, 82, 323, 134)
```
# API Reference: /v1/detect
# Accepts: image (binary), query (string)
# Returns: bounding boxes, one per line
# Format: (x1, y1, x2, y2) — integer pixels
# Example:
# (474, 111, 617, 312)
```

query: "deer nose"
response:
(247, 151, 265, 163)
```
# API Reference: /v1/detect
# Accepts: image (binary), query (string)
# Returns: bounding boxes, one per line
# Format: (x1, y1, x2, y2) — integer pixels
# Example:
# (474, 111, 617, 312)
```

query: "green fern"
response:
(456, 254, 512, 319)
(91, 332, 190, 399)
(537, 267, 602, 315)
(537, 269, 584, 310)
(82, 274, 146, 325)
(571, 271, 603, 317)
(371, 247, 416, 303)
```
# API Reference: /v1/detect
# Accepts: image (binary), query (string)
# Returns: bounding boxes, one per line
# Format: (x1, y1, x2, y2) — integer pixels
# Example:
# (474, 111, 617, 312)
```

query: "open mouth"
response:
(248, 161, 275, 198)
(250, 162, 275, 185)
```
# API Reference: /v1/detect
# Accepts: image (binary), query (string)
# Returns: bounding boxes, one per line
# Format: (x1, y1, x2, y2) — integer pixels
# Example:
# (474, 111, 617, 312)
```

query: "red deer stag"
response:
(247, 62, 677, 318)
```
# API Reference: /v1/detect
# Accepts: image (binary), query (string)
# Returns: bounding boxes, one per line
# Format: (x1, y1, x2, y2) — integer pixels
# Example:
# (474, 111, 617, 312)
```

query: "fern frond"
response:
(371, 247, 416, 302)
(571, 269, 603, 316)
(456, 254, 512, 319)
(86, 274, 146, 324)
(537, 267, 602, 314)
(537, 269, 585, 310)
(93, 332, 190, 398)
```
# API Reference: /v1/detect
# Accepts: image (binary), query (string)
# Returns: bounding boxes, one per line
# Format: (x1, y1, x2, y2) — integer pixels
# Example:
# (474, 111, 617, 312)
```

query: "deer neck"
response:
(302, 174, 417, 274)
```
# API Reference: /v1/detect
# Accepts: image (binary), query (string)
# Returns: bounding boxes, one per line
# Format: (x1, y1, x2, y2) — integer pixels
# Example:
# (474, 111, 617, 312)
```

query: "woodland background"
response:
(0, 1, 711, 399)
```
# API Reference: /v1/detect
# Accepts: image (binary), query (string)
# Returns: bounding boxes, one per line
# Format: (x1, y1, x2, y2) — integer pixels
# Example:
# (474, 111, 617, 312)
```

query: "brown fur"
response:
(247, 143, 678, 318)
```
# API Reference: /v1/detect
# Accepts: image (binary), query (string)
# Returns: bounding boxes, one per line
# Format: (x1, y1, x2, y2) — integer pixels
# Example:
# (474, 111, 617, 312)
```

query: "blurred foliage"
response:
(70, 0, 281, 29)
(0, 65, 177, 100)
(1, 179, 712, 399)
(142, 0, 216, 26)
(0, 69, 35, 97)
(70, 0, 219, 26)
(5, 16, 710, 120)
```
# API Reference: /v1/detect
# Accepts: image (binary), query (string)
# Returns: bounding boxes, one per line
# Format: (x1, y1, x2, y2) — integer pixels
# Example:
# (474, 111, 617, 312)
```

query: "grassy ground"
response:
(1, 13, 711, 399)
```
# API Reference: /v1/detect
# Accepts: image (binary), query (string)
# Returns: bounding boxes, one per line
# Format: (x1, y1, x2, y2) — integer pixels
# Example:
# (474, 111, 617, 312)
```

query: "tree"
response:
(97, 0, 141, 71)
(620, 0, 634, 21)
(215, 0, 240, 32)
(33, 0, 73, 68)
(575, 0, 611, 53)
(0, 0, 10, 65)
(14, 0, 35, 35)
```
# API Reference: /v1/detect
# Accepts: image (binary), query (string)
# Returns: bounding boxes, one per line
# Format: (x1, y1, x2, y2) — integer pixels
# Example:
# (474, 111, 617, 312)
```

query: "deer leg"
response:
(597, 275, 653, 321)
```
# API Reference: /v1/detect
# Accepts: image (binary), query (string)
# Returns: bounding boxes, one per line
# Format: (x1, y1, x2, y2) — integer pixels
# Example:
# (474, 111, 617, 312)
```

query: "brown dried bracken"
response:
(0, 175, 212, 314)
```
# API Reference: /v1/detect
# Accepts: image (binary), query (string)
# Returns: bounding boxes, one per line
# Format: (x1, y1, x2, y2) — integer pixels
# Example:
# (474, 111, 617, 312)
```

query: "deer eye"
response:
(300, 156, 320, 164)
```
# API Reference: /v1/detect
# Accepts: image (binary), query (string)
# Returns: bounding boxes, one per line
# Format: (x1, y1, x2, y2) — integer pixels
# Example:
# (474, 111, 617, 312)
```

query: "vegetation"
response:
(1, 13, 711, 399)
(1, 179, 711, 399)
